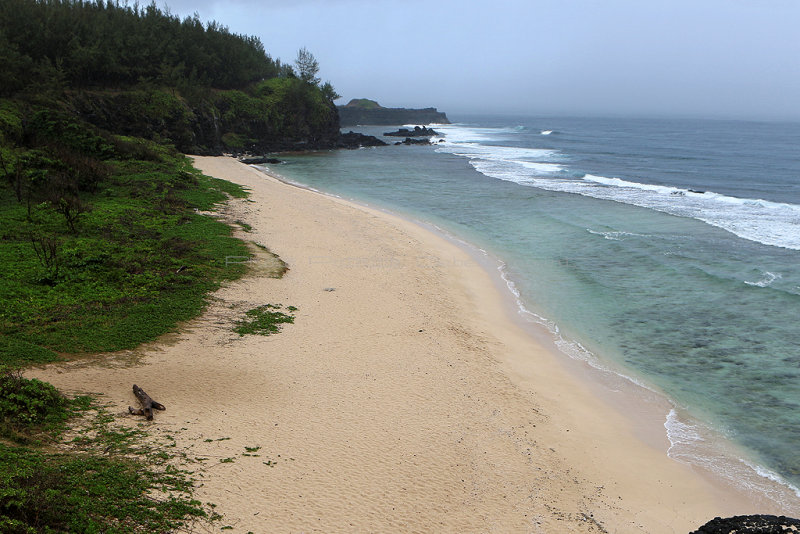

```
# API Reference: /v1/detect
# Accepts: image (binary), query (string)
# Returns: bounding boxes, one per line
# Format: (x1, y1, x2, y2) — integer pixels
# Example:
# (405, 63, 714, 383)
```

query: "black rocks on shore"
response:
(383, 126, 440, 137)
(690, 514, 800, 533)
(239, 156, 283, 165)
(394, 137, 432, 146)
(337, 131, 388, 149)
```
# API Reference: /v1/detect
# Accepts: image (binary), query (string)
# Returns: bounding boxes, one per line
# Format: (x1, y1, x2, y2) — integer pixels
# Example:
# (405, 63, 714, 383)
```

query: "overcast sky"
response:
(160, 0, 800, 121)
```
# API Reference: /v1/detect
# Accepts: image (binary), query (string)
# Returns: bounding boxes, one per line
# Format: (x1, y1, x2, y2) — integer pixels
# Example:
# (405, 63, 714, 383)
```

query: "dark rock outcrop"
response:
(239, 156, 282, 165)
(338, 99, 449, 126)
(384, 126, 440, 137)
(336, 131, 388, 149)
(690, 515, 800, 533)
(394, 137, 432, 145)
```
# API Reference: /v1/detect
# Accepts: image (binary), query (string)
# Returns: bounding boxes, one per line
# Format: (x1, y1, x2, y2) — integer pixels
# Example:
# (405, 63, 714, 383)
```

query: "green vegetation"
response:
(0, 380, 214, 533)
(0, 0, 340, 153)
(235, 219, 253, 232)
(234, 304, 297, 336)
(0, 369, 81, 444)
(0, 2, 323, 530)
(0, 0, 280, 91)
(344, 98, 382, 109)
(0, 104, 240, 528)
(0, 445, 208, 533)
(0, 104, 250, 366)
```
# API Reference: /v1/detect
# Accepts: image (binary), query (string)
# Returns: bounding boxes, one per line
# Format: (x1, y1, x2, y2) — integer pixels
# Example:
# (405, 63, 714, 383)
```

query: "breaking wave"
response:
(434, 124, 800, 250)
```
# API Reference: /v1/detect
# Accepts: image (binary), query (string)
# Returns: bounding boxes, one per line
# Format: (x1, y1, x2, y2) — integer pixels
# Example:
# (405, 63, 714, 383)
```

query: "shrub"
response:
(0, 369, 69, 438)
(234, 304, 296, 336)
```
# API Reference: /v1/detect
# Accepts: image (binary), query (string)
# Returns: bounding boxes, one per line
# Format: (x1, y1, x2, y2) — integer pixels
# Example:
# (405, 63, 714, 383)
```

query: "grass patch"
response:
(235, 219, 252, 232)
(0, 379, 216, 533)
(233, 304, 296, 336)
(0, 99, 283, 532)
(0, 142, 251, 366)
(0, 369, 74, 444)
(0, 443, 209, 533)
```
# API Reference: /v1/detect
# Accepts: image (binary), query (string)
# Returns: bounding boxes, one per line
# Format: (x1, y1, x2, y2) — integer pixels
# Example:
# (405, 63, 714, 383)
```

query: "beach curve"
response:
(27, 156, 771, 533)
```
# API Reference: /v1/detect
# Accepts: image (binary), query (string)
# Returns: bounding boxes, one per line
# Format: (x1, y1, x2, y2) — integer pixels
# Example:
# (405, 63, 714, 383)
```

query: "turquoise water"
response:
(262, 117, 800, 505)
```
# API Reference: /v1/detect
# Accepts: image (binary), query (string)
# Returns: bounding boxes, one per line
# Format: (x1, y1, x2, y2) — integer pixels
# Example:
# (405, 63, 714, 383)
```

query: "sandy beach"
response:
(28, 156, 778, 533)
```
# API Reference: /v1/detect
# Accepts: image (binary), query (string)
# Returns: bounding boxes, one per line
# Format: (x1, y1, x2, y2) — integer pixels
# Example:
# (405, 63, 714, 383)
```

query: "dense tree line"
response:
(0, 1, 339, 311)
(0, 0, 341, 155)
(0, 0, 340, 370)
(0, 0, 291, 95)
(0, 8, 344, 526)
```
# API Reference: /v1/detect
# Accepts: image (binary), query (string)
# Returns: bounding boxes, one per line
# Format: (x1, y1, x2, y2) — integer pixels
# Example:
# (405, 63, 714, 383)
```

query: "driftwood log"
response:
(128, 384, 165, 420)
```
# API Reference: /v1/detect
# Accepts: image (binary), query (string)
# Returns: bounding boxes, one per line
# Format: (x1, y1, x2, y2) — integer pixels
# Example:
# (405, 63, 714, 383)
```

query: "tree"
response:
(321, 81, 340, 102)
(294, 47, 319, 85)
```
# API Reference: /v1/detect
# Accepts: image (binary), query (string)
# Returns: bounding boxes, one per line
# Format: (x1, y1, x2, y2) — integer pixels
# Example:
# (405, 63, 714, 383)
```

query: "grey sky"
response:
(161, 0, 800, 120)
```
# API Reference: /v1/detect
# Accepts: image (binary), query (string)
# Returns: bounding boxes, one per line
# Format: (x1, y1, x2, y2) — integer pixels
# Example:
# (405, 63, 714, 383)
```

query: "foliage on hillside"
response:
(0, 2, 330, 530)
(0, 0, 340, 153)
(0, 0, 282, 92)
(0, 101, 251, 366)
(0, 127, 229, 529)
(343, 98, 383, 109)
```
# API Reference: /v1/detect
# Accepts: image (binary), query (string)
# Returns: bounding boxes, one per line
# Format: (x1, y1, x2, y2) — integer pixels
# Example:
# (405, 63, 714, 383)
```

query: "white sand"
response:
(29, 156, 781, 533)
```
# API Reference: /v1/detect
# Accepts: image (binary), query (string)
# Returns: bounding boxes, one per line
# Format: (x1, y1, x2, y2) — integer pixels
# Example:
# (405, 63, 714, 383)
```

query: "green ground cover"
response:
(0, 369, 214, 533)
(1, 124, 250, 366)
(234, 304, 297, 336)
(0, 99, 254, 532)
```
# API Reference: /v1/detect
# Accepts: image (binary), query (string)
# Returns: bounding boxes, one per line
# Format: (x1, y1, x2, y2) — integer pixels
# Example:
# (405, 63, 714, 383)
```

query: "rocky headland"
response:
(338, 98, 450, 126)
(383, 126, 440, 137)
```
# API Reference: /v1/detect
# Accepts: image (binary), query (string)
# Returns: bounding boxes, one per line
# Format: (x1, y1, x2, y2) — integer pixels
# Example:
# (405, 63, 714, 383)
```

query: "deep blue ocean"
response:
(261, 115, 800, 507)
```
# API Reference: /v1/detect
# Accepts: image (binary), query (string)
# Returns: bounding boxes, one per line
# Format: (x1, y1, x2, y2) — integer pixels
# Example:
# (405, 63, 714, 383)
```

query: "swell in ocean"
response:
(432, 123, 800, 251)
(428, 119, 800, 509)
(420, 210, 800, 510)
(261, 115, 800, 511)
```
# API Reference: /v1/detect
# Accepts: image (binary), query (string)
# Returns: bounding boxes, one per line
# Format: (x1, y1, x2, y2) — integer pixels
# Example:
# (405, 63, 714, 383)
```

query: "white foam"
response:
(743, 461, 800, 500)
(439, 141, 560, 162)
(434, 123, 535, 144)
(744, 271, 782, 287)
(540, 130, 553, 135)
(516, 161, 564, 174)
(436, 124, 800, 250)
(665, 409, 705, 454)
(586, 229, 653, 241)
(664, 409, 800, 507)
(568, 178, 800, 250)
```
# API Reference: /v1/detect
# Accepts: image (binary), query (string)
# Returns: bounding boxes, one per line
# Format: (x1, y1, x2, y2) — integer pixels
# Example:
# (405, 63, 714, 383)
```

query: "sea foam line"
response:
(665, 409, 800, 507)
(256, 160, 800, 512)
(744, 271, 782, 288)
(435, 125, 800, 251)
(429, 131, 800, 506)
(495, 239, 800, 507)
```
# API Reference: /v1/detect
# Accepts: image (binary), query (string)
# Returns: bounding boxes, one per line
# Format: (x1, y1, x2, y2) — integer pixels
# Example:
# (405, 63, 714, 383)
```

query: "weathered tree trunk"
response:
(128, 384, 165, 420)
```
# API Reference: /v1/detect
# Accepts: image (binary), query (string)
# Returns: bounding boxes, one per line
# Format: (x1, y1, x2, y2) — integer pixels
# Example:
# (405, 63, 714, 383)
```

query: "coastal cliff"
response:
(338, 98, 450, 126)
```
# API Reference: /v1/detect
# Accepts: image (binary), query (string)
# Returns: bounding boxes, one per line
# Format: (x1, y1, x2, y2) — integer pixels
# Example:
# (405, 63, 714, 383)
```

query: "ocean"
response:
(260, 115, 800, 508)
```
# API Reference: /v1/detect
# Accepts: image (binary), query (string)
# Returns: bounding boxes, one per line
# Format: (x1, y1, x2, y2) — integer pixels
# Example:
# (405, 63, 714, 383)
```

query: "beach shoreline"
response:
(27, 156, 791, 532)
(261, 159, 800, 515)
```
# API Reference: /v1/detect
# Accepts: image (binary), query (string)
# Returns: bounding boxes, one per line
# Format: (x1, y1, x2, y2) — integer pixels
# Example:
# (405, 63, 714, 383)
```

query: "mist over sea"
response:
(262, 116, 800, 507)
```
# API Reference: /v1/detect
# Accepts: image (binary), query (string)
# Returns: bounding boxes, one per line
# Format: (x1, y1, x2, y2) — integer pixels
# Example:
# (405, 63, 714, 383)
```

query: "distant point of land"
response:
(338, 98, 450, 126)
(344, 98, 382, 109)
